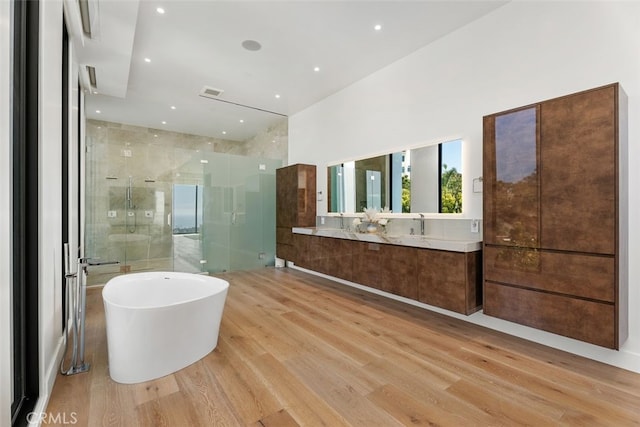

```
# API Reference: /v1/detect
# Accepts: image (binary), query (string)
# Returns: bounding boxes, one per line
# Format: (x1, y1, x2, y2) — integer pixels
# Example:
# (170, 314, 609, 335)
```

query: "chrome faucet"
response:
(78, 257, 120, 273)
(61, 250, 119, 377)
(414, 213, 425, 235)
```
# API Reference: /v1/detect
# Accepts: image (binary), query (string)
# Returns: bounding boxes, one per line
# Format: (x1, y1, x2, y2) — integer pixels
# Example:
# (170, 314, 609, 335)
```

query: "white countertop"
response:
(292, 227, 482, 253)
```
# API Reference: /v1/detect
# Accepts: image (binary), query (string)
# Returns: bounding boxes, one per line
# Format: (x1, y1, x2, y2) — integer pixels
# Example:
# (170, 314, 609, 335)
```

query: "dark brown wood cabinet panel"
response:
(483, 106, 540, 248)
(293, 234, 314, 269)
(276, 164, 316, 228)
(484, 246, 615, 302)
(353, 242, 417, 300)
(540, 85, 617, 254)
(318, 236, 354, 281)
(294, 235, 354, 282)
(276, 243, 296, 264)
(417, 250, 482, 315)
(484, 282, 616, 349)
(297, 235, 481, 315)
(483, 83, 627, 349)
(276, 164, 316, 263)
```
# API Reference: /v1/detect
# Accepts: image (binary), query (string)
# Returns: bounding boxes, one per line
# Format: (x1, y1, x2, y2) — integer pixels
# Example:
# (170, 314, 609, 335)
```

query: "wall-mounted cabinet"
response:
(295, 234, 354, 281)
(294, 233, 482, 315)
(417, 249, 482, 315)
(353, 242, 418, 300)
(483, 83, 628, 349)
(276, 164, 316, 263)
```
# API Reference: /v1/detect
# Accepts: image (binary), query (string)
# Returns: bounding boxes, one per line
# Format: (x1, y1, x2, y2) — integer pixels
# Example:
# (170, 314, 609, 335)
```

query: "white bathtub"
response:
(102, 272, 229, 384)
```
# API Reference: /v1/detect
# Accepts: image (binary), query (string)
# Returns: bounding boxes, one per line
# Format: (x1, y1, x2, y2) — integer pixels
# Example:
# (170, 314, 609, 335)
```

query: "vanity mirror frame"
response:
(327, 138, 463, 216)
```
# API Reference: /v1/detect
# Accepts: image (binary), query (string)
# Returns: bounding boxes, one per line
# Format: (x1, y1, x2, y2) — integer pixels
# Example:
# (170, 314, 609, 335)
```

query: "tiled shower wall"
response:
(84, 118, 287, 284)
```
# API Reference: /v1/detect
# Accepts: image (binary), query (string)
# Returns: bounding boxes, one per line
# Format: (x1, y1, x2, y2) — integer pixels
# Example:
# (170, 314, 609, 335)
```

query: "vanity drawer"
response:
(276, 226, 294, 245)
(484, 246, 614, 302)
(484, 282, 616, 349)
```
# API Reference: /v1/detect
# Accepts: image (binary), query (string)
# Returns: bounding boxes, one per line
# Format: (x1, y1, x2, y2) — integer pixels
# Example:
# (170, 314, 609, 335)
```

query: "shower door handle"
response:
(231, 211, 236, 225)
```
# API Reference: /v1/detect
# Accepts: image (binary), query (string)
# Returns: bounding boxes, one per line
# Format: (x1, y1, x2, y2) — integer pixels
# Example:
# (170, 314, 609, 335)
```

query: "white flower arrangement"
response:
(363, 206, 390, 223)
(358, 207, 390, 232)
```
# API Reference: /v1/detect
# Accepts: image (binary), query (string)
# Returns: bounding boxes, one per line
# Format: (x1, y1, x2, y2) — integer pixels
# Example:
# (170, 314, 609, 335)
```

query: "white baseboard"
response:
(29, 335, 65, 426)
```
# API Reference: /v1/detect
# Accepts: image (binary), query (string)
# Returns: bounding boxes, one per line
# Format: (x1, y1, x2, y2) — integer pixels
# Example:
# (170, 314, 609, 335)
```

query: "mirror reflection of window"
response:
(327, 139, 462, 214)
(366, 170, 382, 210)
(440, 139, 462, 213)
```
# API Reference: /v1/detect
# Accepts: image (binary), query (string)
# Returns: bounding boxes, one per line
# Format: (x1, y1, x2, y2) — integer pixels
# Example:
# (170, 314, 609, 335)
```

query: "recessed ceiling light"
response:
(241, 40, 262, 51)
(154, 134, 158, 137)
(275, 94, 281, 99)
(96, 110, 101, 114)
(222, 131, 227, 135)
(156, 7, 165, 14)
(239, 119, 244, 123)
(144, 58, 151, 63)
(170, 105, 176, 110)
(374, 24, 382, 31)
(161, 121, 166, 124)
(313, 66, 320, 72)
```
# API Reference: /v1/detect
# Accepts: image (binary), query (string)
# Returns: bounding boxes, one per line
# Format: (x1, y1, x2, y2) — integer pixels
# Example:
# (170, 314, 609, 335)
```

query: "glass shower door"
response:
(200, 153, 281, 273)
(200, 153, 231, 273)
(228, 155, 280, 271)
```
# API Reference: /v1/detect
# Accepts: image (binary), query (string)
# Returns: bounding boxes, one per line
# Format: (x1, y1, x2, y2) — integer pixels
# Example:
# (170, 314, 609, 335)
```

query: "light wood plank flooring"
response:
(47, 268, 640, 426)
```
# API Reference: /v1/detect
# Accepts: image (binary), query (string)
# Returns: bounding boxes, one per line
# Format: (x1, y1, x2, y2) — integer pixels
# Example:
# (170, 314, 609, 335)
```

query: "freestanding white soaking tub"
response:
(102, 272, 229, 384)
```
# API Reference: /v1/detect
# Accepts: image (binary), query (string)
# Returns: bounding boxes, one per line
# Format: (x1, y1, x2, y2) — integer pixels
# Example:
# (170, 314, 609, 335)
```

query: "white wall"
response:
(35, 0, 66, 419)
(289, 1, 640, 372)
(1, 1, 14, 425)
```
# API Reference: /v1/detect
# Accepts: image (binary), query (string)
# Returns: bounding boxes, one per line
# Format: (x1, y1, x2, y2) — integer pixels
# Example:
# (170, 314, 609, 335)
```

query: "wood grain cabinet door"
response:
(417, 249, 481, 315)
(353, 243, 417, 299)
(483, 105, 541, 249)
(540, 85, 617, 254)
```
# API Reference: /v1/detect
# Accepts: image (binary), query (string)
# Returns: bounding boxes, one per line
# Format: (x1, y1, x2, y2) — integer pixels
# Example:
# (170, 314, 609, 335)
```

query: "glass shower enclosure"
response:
(199, 153, 281, 273)
(85, 142, 281, 285)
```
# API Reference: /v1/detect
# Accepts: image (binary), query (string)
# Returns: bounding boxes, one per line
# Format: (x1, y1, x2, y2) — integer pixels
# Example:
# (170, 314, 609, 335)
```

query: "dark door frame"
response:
(11, 0, 40, 425)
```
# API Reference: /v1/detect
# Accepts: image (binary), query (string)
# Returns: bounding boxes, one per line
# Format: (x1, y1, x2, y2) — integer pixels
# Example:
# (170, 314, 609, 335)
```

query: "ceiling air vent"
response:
(86, 65, 97, 87)
(199, 86, 225, 99)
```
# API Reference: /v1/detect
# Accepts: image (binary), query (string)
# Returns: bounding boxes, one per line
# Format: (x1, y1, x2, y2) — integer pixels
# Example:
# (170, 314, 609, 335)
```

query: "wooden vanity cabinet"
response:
(483, 83, 628, 349)
(352, 242, 418, 300)
(417, 250, 482, 315)
(276, 164, 316, 264)
(295, 234, 354, 282)
(294, 233, 482, 315)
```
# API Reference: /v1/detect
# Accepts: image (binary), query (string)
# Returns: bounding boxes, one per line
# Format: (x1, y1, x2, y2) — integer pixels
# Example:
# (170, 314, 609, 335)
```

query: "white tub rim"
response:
(102, 271, 229, 310)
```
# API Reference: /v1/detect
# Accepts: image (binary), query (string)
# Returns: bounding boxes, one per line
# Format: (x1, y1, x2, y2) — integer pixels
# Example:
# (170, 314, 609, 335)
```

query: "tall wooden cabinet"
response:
(483, 83, 628, 349)
(276, 164, 316, 263)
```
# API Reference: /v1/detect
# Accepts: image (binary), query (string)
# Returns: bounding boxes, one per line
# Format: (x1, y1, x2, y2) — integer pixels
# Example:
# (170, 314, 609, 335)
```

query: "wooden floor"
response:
(47, 268, 640, 426)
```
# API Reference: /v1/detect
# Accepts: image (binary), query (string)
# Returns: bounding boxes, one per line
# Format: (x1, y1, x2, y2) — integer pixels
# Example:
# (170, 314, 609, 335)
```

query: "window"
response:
(172, 184, 203, 234)
(440, 139, 462, 213)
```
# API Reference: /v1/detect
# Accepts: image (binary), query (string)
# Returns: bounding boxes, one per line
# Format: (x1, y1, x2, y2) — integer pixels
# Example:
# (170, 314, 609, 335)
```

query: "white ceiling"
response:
(77, 0, 508, 142)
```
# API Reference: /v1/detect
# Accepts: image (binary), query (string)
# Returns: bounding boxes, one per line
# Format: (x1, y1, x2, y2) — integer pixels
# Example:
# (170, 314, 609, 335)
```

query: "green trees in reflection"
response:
(441, 164, 462, 213)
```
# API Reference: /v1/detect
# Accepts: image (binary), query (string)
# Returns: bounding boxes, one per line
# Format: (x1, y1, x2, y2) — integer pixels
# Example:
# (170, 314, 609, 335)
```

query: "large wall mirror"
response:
(328, 139, 462, 214)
